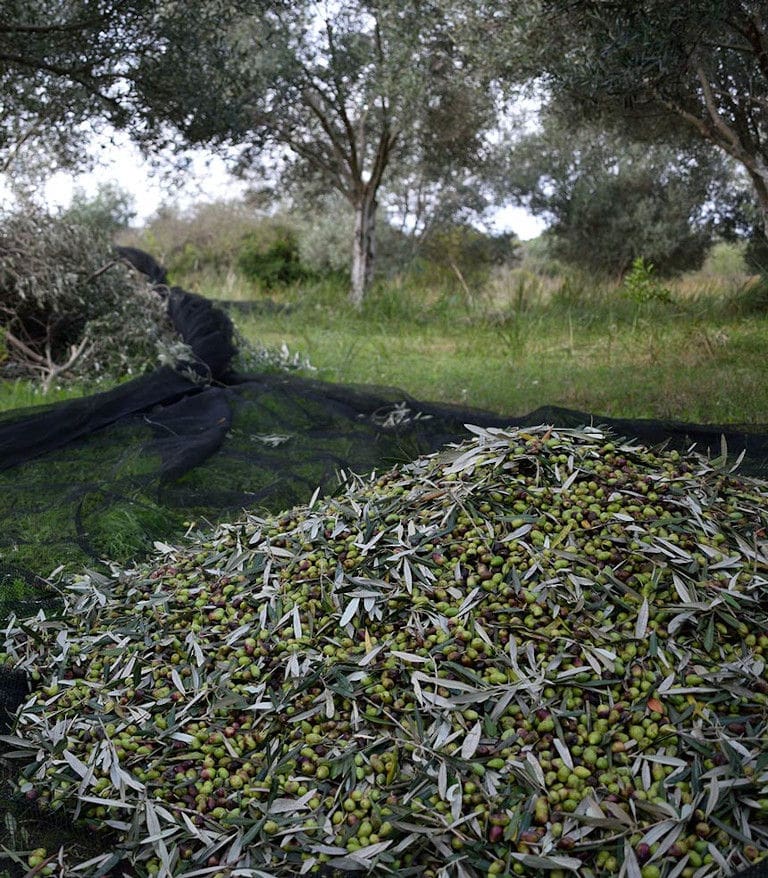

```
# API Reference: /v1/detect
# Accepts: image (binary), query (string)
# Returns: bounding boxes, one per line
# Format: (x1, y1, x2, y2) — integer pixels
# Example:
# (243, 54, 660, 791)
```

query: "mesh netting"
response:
(0, 251, 765, 876)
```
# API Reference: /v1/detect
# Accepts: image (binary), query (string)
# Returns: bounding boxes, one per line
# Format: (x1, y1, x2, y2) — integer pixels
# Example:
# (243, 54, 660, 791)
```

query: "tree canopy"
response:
(131, 0, 500, 304)
(4, 0, 768, 295)
(504, 113, 736, 276)
(512, 0, 768, 241)
(0, 0, 160, 173)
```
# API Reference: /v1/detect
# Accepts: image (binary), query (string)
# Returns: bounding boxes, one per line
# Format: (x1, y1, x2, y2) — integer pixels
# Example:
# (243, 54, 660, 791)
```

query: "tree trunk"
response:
(748, 163, 768, 243)
(350, 195, 377, 308)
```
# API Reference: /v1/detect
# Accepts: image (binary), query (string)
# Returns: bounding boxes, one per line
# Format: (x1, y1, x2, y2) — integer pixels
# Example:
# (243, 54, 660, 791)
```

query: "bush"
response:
(59, 182, 136, 234)
(237, 229, 307, 287)
(129, 201, 321, 289)
(0, 205, 186, 390)
(724, 275, 768, 314)
(291, 195, 355, 276)
(695, 240, 748, 278)
(128, 200, 267, 280)
(620, 257, 673, 304)
(745, 227, 768, 275)
(421, 225, 517, 269)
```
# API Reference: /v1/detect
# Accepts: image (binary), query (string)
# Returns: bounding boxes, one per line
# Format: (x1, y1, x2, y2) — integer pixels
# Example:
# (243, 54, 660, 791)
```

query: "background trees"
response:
(131, 0, 500, 305)
(2, 0, 767, 301)
(504, 113, 737, 276)
(518, 0, 768, 243)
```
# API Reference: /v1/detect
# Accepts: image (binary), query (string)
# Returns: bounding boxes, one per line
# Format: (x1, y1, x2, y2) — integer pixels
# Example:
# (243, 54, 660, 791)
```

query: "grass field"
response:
(0, 248, 765, 579)
(1, 248, 766, 426)
(222, 265, 768, 425)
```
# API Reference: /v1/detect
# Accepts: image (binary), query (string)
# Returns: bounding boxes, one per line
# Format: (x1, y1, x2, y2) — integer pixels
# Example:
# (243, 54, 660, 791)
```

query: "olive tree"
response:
(133, 1, 499, 305)
(503, 114, 735, 276)
(0, 0, 162, 173)
(501, 0, 768, 244)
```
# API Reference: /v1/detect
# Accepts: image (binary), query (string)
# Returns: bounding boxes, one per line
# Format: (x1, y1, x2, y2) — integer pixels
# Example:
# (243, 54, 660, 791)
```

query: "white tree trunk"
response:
(350, 196, 377, 308)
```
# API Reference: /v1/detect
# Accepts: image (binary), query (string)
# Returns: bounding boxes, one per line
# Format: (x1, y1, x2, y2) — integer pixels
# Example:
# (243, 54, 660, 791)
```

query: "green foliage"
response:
(0, 0, 158, 170)
(504, 116, 726, 277)
(237, 230, 307, 287)
(745, 226, 768, 276)
(59, 183, 136, 233)
(419, 224, 519, 290)
(697, 241, 748, 279)
(508, 0, 768, 250)
(129, 202, 321, 289)
(86, 502, 183, 561)
(724, 276, 768, 315)
(233, 337, 315, 374)
(620, 258, 673, 304)
(0, 204, 186, 390)
(291, 195, 355, 276)
(129, 200, 268, 279)
(130, 1, 502, 301)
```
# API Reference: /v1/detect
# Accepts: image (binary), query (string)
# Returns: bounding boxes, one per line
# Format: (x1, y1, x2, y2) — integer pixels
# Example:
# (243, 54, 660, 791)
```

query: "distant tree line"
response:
(1, 0, 767, 298)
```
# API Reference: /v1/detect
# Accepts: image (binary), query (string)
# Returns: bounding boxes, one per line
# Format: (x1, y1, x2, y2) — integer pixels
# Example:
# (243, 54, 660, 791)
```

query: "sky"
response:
(13, 130, 547, 240)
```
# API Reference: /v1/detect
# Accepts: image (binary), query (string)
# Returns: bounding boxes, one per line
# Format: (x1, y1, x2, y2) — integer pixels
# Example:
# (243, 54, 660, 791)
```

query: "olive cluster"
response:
(3, 425, 767, 877)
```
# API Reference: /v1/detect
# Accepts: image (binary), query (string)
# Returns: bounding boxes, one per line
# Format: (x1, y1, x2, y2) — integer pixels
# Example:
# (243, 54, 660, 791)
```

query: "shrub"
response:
(697, 240, 748, 278)
(419, 224, 520, 292)
(291, 196, 355, 276)
(620, 257, 673, 304)
(237, 229, 307, 287)
(128, 200, 267, 279)
(0, 205, 186, 390)
(745, 227, 768, 276)
(128, 201, 321, 289)
(59, 182, 136, 234)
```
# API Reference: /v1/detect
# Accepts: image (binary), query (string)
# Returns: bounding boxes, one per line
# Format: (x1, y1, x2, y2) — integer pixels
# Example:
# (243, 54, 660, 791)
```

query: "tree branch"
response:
(0, 17, 104, 35)
(0, 51, 125, 112)
(695, 64, 742, 152)
(288, 34, 358, 176)
(355, 15, 399, 203)
(86, 260, 121, 282)
(3, 329, 47, 365)
(741, 13, 768, 81)
(267, 121, 349, 194)
(655, 86, 768, 191)
(1, 123, 40, 173)
(302, 91, 357, 183)
(367, 128, 400, 197)
(324, 18, 360, 180)
(40, 334, 94, 392)
(0, 50, 105, 79)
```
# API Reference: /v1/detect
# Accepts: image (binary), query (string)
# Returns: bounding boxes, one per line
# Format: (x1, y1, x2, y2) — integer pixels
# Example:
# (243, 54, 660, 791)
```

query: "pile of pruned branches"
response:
(0, 206, 185, 391)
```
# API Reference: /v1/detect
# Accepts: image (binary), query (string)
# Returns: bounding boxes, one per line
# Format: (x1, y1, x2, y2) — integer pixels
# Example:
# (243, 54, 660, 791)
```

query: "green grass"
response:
(1, 260, 766, 428)
(227, 272, 768, 425)
(0, 379, 91, 415)
(0, 416, 184, 577)
(0, 257, 765, 583)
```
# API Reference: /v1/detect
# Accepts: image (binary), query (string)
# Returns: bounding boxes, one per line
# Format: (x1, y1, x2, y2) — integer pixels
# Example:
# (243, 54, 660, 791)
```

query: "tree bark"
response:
(350, 194, 377, 308)
(747, 162, 768, 242)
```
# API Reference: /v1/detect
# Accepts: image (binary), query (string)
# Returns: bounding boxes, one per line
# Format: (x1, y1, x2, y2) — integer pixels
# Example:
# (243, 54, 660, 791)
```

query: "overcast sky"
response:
(7, 130, 546, 239)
